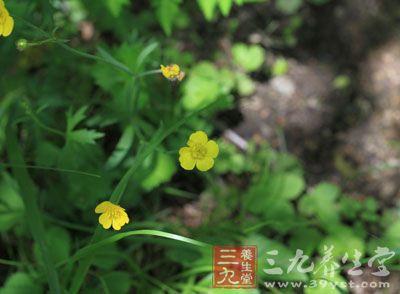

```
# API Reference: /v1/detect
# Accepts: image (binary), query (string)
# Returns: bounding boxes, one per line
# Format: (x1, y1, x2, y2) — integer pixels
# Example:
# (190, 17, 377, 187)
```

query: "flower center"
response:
(109, 208, 121, 219)
(191, 143, 207, 160)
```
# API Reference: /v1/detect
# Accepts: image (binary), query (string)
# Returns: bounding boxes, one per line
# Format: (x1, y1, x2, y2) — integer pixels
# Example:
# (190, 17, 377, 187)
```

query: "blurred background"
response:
(0, 0, 399, 293)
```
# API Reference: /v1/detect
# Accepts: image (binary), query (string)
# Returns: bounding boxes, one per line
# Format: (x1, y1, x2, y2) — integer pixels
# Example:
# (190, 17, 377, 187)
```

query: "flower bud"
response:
(16, 39, 28, 51)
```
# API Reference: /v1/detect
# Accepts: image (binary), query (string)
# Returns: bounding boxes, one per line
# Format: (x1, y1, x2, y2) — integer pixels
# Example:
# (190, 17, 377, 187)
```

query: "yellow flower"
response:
(179, 131, 219, 172)
(160, 64, 185, 81)
(95, 201, 129, 231)
(0, 0, 14, 37)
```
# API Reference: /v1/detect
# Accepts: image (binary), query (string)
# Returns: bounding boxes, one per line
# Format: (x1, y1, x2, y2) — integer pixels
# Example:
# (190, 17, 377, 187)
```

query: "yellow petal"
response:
(206, 140, 219, 158)
(179, 147, 190, 156)
(112, 212, 129, 230)
(179, 152, 196, 170)
(2, 15, 14, 37)
(95, 201, 112, 213)
(188, 131, 208, 147)
(160, 65, 168, 77)
(112, 221, 122, 230)
(0, 23, 3, 36)
(99, 213, 112, 229)
(170, 64, 180, 75)
(196, 157, 214, 172)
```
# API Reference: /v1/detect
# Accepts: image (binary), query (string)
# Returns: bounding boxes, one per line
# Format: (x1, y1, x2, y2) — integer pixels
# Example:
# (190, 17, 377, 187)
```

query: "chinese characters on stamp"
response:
(213, 246, 257, 288)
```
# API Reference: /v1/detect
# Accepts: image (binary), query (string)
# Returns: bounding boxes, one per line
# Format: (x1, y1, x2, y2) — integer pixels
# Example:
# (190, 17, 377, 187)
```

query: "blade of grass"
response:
(0, 163, 101, 178)
(59, 230, 209, 268)
(6, 122, 62, 294)
(69, 101, 218, 293)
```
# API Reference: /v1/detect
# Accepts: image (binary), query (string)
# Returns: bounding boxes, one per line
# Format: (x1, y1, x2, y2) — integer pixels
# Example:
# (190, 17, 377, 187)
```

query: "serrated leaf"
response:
(299, 182, 341, 232)
(69, 129, 105, 145)
(67, 106, 88, 132)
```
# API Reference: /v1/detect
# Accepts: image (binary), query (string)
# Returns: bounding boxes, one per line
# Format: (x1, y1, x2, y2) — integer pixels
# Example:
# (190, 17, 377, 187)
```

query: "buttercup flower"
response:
(95, 201, 129, 230)
(0, 0, 14, 37)
(179, 131, 219, 172)
(160, 64, 185, 81)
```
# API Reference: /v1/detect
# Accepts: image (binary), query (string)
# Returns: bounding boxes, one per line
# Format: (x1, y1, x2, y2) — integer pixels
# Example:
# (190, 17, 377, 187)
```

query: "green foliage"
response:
(272, 57, 289, 76)
(232, 43, 265, 72)
(0, 272, 43, 294)
(182, 62, 234, 110)
(105, 0, 130, 17)
(152, 0, 182, 35)
(0, 0, 398, 293)
(333, 75, 351, 90)
(276, 0, 303, 15)
(196, 0, 259, 20)
(0, 173, 24, 232)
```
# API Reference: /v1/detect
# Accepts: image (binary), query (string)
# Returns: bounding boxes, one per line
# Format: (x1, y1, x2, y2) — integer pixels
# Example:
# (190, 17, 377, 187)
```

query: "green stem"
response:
(16, 16, 161, 79)
(0, 163, 101, 178)
(0, 258, 25, 267)
(6, 122, 62, 294)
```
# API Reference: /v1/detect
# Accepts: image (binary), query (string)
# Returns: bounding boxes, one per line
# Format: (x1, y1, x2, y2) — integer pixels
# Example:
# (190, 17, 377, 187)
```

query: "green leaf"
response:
(333, 75, 351, 90)
(232, 43, 265, 72)
(35, 141, 60, 167)
(6, 124, 61, 293)
(34, 227, 72, 265)
(69, 129, 105, 145)
(299, 182, 341, 232)
(289, 228, 323, 256)
(218, 0, 233, 16)
(105, 125, 135, 170)
(105, 0, 130, 17)
(318, 227, 365, 260)
(182, 62, 226, 110)
(153, 0, 181, 35)
(197, 0, 218, 20)
(272, 57, 289, 76)
(236, 72, 256, 95)
(58, 230, 210, 268)
(0, 272, 43, 294)
(67, 106, 88, 133)
(306, 270, 347, 294)
(276, 0, 303, 15)
(0, 173, 24, 232)
(100, 271, 131, 294)
(243, 234, 308, 281)
(269, 173, 305, 200)
(141, 152, 177, 191)
(97, 47, 133, 76)
(69, 101, 218, 293)
(66, 107, 104, 145)
(92, 244, 124, 270)
(383, 220, 400, 248)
